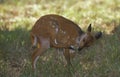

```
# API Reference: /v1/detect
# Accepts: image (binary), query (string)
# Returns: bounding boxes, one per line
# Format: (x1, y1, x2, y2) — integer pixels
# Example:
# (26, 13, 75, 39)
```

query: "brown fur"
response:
(30, 14, 102, 70)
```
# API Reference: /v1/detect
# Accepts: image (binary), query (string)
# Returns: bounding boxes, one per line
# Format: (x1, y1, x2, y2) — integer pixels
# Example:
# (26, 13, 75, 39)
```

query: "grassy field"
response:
(0, 0, 120, 77)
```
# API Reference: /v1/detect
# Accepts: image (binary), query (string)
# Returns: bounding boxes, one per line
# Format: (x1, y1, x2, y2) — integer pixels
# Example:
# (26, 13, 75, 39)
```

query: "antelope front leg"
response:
(63, 49, 72, 66)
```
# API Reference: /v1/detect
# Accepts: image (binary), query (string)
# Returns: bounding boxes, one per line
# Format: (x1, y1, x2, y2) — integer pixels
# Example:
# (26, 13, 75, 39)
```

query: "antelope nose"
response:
(95, 32, 102, 39)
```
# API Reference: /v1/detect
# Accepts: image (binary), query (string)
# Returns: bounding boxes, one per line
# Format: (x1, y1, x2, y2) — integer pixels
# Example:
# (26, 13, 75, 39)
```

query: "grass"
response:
(0, 0, 120, 77)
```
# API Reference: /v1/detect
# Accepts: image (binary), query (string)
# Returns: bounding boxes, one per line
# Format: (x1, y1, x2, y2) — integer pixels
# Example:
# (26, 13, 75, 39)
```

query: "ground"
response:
(0, 0, 120, 77)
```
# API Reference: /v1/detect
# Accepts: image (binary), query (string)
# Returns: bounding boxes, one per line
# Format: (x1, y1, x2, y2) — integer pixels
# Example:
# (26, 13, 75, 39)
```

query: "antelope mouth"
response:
(78, 47, 83, 51)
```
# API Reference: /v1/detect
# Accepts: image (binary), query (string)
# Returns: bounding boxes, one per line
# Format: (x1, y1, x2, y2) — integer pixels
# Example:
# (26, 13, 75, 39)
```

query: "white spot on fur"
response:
(55, 28, 59, 32)
(54, 39, 58, 44)
(63, 31, 66, 34)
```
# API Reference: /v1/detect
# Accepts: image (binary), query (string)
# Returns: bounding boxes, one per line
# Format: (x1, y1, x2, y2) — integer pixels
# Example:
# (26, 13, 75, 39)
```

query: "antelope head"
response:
(77, 24, 102, 51)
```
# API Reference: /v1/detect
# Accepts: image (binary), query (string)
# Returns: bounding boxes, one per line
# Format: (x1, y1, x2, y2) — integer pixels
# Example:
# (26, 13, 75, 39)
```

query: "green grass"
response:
(0, 0, 120, 77)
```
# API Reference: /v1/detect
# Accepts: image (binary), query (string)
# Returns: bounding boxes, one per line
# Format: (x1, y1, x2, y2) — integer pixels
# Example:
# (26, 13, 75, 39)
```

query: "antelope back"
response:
(31, 14, 84, 48)
(31, 14, 102, 51)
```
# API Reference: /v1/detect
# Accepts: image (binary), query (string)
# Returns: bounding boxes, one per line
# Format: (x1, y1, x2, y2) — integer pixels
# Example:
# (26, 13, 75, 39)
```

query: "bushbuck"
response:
(31, 14, 102, 70)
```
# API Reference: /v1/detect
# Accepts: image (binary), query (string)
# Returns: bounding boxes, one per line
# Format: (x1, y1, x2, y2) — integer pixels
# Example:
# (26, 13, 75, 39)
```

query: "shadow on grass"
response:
(0, 27, 32, 77)
(0, 23, 120, 77)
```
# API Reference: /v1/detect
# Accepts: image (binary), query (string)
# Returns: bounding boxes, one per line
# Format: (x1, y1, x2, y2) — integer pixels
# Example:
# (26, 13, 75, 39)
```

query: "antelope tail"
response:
(32, 35, 38, 49)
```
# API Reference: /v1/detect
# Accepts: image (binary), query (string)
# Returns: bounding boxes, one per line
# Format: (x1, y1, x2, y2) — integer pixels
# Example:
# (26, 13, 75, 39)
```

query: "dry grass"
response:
(0, 0, 120, 77)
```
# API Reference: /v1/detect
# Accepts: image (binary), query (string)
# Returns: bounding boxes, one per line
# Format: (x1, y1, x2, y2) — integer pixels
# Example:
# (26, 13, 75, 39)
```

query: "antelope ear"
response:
(87, 24, 92, 32)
